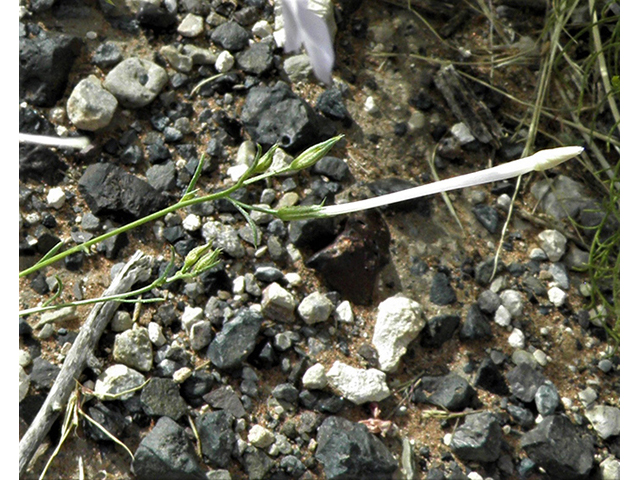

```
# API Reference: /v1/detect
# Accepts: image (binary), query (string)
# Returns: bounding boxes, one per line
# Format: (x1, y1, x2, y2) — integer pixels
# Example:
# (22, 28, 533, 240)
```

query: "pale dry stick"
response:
(588, 0, 620, 129)
(19, 251, 153, 477)
(426, 145, 465, 234)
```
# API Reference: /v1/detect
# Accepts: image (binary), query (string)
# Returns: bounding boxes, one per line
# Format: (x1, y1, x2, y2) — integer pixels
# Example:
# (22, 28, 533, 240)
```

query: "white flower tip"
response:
(532, 146, 584, 171)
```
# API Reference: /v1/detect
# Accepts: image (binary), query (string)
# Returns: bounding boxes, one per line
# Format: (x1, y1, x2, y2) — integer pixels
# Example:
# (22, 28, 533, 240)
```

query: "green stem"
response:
(19, 181, 246, 278)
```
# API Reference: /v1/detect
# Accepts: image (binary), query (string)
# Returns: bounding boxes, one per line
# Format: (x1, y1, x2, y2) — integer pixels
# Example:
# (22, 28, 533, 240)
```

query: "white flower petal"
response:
(281, 0, 334, 84)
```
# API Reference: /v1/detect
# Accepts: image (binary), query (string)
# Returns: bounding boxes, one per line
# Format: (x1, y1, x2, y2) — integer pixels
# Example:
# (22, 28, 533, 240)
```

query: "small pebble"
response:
(533, 349, 548, 367)
(334, 300, 354, 323)
(172, 367, 192, 383)
(598, 359, 613, 373)
(364, 96, 379, 114)
(182, 214, 201, 232)
(215, 50, 235, 72)
(508, 328, 525, 349)
(548, 286, 567, 307)
(47, 187, 66, 209)
(248, 424, 276, 449)
(148, 321, 167, 347)
(494, 305, 511, 327)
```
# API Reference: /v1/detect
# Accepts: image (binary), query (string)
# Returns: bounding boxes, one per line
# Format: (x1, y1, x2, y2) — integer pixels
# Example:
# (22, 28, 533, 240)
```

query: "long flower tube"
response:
(277, 146, 584, 220)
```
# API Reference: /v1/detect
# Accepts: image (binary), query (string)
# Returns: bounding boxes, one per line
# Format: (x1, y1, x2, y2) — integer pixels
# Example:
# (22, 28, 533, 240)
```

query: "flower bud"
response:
(276, 204, 325, 221)
(182, 241, 213, 273)
(192, 248, 221, 275)
(288, 134, 344, 171)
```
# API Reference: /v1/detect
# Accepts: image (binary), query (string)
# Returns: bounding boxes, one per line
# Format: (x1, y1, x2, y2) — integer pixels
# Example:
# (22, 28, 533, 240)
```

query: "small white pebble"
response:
(533, 349, 548, 366)
(364, 96, 379, 114)
(182, 214, 202, 232)
(285, 272, 302, 287)
(215, 50, 234, 72)
(334, 300, 354, 323)
(233, 276, 246, 295)
(302, 363, 328, 389)
(148, 321, 167, 347)
(443, 433, 452, 446)
(548, 286, 567, 307)
(494, 305, 511, 327)
(248, 424, 276, 448)
(172, 367, 192, 383)
(468, 472, 483, 480)
(227, 164, 250, 182)
(47, 187, 66, 209)
(508, 328, 526, 349)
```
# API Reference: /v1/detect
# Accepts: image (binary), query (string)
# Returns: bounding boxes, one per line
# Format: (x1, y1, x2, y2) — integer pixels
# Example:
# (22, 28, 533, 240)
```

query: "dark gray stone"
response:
(242, 445, 275, 480)
(311, 156, 350, 181)
(240, 81, 335, 151)
(459, 304, 492, 341)
(206, 308, 263, 370)
(280, 455, 307, 478)
(210, 21, 251, 52)
(299, 389, 345, 414)
(272, 383, 299, 407)
(429, 271, 457, 305)
(180, 370, 215, 401)
(450, 412, 503, 462)
(78, 163, 167, 221)
(29, 357, 60, 391)
(316, 87, 352, 126)
(520, 415, 595, 479)
(19, 145, 68, 185)
(413, 374, 474, 412)
(140, 377, 188, 420)
(85, 401, 127, 442)
(203, 385, 247, 418)
(19, 31, 83, 107)
(535, 382, 561, 416)
(136, 3, 178, 31)
(506, 362, 547, 403)
(473, 204, 502, 233)
(507, 404, 535, 428)
(236, 41, 274, 76)
(91, 41, 124, 69)
(474, 357, 509, 395)
(315, 416, 398, 479)
(421, 314, 460, 348)
(132, 416, 206, 480)
(196, 410, 236, 468)
(474, 257, 505, 286)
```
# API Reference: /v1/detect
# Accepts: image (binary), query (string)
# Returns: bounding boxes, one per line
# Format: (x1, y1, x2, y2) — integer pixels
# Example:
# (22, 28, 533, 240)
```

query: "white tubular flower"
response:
(318, 146, 584, 217)
(281, 0, 335, 84)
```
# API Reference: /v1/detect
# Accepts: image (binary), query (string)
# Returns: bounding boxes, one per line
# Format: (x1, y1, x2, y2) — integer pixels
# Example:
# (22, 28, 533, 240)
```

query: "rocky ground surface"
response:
(18, 1, 620, 479)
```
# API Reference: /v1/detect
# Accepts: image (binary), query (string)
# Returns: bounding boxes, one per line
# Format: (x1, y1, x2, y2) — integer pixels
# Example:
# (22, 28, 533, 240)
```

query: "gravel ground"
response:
(18, 1, 620, 480)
